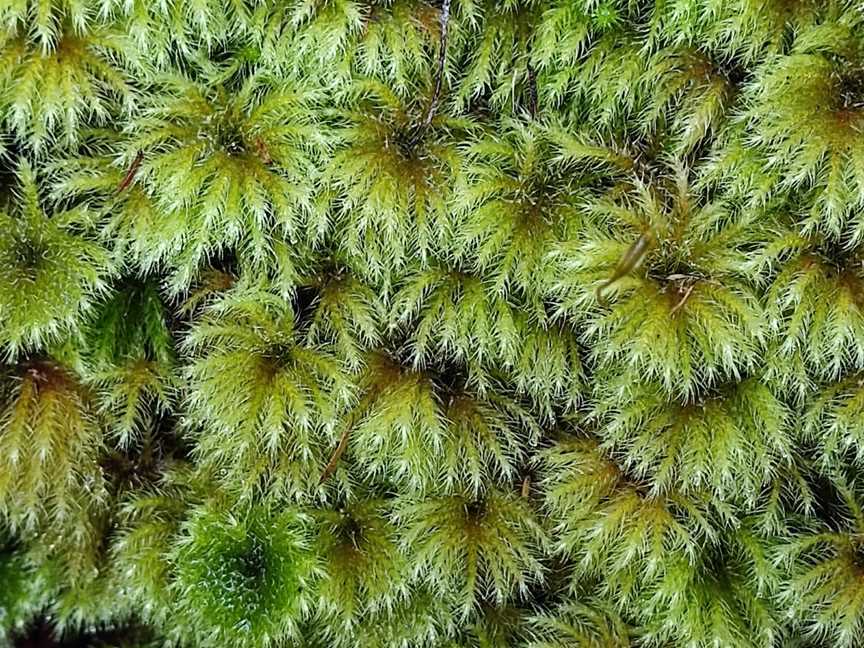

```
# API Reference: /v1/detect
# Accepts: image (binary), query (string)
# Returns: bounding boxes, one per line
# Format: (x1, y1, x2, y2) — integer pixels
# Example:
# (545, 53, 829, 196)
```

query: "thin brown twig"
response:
(421, 0, 452, 129)
(116, 150, 144, 194)
(319, 423, 353, 485)
(669, 283, 695, 317)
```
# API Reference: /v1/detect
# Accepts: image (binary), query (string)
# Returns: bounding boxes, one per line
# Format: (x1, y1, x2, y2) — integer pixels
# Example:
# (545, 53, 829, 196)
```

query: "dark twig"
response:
(669, 283, 695, 317)
(421, 0, 452, 129)
(526, 60, 538, 118)
(116, 150, 144, 194)
(319, 423, 353, 485)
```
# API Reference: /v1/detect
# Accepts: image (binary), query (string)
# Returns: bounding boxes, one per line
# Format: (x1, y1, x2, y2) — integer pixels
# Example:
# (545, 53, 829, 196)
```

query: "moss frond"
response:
(761, 228, 864, 386)
(302, 261, 383, 370)
(397, 489, 546, 616)
(540, 435, 711, 600)
(803, 376, 864, 469)
(707, 20, 864, 237)
(778, 477, 864, 647)
(326, 77, 473, 277)
(0, 359, 106, 532)
(171, 503, 317, 647)
(122, 73, 325, 290)
(595, 378, 792, 504)
(451, 119, 589, 295)
(345, 352, 539, 493)
(553, 164, 764, 397)
(0, 12, 134, 151)
(635, 523, 782, 647)
(182, 286, 354, 497)
(266, 1, 439, 89)
(528, 597, 632, 648)
(391, 265, 582, 415)
(0, 161, 108, 359)
(109, 464, 201, 633)
(0, 543, 44, 639)
(312, 498, 405, 630)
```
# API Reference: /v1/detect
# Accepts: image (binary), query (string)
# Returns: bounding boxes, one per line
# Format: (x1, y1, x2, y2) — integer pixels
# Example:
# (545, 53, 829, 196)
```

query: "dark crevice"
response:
(834, 65, 864, 110)
(335, 511, 366, 550)
(207, 247, 240, 278)
(11, 239, 45, 278)
(291, 284, 322, 335)
(463, 497, 487, 524)
(428, 360, 470, 403)
(805, 469, 855, 534)
(13, 618, 154, 648)
(234, 539, 267, 584)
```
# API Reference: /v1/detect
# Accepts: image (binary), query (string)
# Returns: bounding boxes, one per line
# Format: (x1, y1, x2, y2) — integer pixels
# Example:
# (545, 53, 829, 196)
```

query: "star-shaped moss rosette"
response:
(171, 504, 318, 647)
(0, 161, 108, 359)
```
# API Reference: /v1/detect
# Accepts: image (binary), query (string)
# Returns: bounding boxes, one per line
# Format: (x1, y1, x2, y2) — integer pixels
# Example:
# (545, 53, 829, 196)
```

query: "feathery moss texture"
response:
(4, 1, 864, 646)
